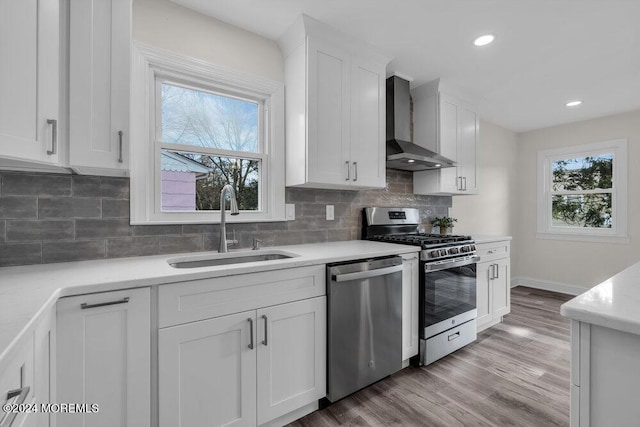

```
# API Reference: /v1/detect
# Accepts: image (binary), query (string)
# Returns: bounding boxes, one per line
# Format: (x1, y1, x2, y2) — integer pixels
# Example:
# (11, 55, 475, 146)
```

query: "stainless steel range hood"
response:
(386, 76, 456, 171)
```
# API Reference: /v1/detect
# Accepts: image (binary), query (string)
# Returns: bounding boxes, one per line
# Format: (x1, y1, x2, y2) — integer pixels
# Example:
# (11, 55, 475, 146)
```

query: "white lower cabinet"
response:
(159, 310, 257, 427)
(159, 296, 326, 427)
(476, 239, 511, 332)
(0, 308, 54, 427)
(401, 253, 419, 360)
(56, 288, 151, 427)
(569, 320, 640, 426)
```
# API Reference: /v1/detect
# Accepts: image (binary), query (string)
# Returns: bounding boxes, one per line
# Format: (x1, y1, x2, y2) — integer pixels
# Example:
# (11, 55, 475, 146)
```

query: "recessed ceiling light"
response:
(407, 159, 415, 163)
(434, 164, 442, 168)
(566, 100, 583, 107)
(473, 34, 495, 47)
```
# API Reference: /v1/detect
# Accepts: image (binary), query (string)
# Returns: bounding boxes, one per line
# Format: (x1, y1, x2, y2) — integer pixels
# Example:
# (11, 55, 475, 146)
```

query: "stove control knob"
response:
(448, 247, 459, 255)
(429, 250, 440, 258)
(469, 244, 476, 252)
(460, 246, 469, 253)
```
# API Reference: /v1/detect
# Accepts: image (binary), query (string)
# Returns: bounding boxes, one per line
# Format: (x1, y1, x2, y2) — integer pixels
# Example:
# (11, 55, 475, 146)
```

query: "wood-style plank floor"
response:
(290, 286, 573, 427)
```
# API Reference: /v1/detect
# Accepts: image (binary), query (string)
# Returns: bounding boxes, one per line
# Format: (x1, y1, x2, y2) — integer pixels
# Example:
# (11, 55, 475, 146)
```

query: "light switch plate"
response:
(326, 205, 334, 221)
(285, 203, 295, 221)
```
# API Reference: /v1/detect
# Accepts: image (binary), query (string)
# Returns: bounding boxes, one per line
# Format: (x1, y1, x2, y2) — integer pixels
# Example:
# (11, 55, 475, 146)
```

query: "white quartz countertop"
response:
(473, 235, 512, 244)
(561, 260, 640, 336)
(0, 240, 418, 359)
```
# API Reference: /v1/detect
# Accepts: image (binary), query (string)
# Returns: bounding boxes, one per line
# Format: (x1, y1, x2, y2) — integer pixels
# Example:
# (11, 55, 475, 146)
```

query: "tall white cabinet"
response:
(279, 15, 390, 190)
(68, 0, 131, 175)
(0, 0, 60, 169)
(412, 80, 479, 195)
(56, 288, 151, 427)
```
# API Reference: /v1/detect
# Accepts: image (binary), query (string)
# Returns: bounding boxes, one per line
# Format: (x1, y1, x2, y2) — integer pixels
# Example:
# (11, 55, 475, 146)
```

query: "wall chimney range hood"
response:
(386, 76, 456, 171)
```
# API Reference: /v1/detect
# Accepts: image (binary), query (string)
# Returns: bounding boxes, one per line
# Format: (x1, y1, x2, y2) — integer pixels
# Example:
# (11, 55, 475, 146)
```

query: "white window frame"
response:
(536, 139, 628, 243)
(130, 43, 285, 224)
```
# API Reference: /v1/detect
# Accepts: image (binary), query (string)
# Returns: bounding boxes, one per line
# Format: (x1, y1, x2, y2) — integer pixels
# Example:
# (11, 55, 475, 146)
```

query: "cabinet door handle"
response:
(458, 176, 463, 190)
(118, 130, 123, 163)
(80, 297, 129, 310)
(1, 386, 30, 427)
(261, 315, 268, 346)
(463, 176, 467, 191)
(247, 318, 254, 349)
(345, 161, 350, 181)
(489, 264, 495, 280)
(495, 264, 499, 279)
(353, 162, 358, 181)
(46, 119, 57, 155)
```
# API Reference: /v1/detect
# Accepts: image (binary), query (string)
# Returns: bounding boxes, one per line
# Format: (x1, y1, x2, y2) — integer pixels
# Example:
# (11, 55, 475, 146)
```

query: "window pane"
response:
(552, 154, 613, 191)
(161, 150, 259, 212)
(551, 193, 612, 228)
(161, 83, 259, 153)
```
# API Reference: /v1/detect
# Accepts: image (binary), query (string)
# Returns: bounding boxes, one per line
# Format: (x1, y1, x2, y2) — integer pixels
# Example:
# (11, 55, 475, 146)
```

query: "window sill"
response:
(536, 232, 629, 245)
(130, 216, 288, 226)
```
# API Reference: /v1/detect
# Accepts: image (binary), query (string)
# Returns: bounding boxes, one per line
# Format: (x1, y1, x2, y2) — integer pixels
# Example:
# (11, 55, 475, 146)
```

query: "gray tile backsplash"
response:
(0, 170, 451, 267)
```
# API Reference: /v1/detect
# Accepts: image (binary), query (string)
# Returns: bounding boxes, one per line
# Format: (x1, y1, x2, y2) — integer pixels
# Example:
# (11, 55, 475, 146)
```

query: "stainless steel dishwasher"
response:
(326, 256, 403, 402)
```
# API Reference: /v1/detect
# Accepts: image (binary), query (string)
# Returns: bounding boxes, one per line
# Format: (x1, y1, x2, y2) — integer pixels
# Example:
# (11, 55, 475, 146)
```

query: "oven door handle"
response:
(424, 256, 480, 272)
(332, 265, 403, 282)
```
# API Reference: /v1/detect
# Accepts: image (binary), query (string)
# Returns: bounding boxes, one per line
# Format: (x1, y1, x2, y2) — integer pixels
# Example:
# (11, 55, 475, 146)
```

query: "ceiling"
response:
(170, 0, 640, 133)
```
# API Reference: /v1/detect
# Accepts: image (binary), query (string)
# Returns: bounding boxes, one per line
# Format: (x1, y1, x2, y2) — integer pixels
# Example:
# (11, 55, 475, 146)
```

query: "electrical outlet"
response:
(285, 203, 295, 221)
(326, 205, 334, 221)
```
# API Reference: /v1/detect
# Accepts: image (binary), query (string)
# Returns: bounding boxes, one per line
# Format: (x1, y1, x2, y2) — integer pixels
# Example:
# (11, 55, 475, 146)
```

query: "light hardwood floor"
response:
(290, 286, 573, 427)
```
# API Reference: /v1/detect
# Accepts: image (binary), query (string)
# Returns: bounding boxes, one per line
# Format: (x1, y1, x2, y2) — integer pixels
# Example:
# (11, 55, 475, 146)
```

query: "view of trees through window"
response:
(159, 82, 260, 211)
(551, 154, 613, 228)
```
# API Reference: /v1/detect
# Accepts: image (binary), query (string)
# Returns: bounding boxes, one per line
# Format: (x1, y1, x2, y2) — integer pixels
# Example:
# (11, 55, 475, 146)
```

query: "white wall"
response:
(515, 109, 640, 292)
(132, 0, 284, 82)
(450, 120, 518, 237)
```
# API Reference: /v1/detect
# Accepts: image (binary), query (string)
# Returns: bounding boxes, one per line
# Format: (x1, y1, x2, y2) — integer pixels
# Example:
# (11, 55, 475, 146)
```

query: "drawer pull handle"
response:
(81, 297, 129, 310)
(448, 332, 460, 341)
(1, 386, 30, 427)
(487, 250, 495, 254)
(46, 119, 57, 155)
(118, 130, 124, 163)
(261, 315, 268, 346)
(248, 318, 254, 349)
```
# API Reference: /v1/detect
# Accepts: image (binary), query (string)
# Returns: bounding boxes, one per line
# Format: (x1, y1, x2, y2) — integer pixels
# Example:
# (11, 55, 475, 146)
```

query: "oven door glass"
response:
(422, 263, 476, 329)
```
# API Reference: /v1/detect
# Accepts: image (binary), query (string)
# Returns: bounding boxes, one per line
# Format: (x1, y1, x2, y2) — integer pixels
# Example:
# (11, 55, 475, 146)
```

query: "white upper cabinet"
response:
(412, 80, 479, 195)
(279, 15, 389, 190)
(0, 0, 60, 169)
(68, 0, 131, 176)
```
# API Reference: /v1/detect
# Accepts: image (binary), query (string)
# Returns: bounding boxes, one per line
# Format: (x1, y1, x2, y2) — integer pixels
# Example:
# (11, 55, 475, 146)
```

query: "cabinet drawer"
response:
(0, 332, 34, 427)
(476, 240, 510, 263)
(159, 265, 326, 327)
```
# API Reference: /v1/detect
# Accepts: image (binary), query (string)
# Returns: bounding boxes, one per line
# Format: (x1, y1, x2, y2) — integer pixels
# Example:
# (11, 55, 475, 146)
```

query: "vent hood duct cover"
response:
(386, 76, 456, 172)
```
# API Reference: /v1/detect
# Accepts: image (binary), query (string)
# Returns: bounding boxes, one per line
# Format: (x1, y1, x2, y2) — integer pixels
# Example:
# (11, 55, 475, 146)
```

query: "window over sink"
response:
(536, 139, 628, 243)
(129, 44, 285, 224)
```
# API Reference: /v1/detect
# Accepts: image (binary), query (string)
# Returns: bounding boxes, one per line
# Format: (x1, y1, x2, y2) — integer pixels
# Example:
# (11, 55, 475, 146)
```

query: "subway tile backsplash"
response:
(0, 170, 451, 267)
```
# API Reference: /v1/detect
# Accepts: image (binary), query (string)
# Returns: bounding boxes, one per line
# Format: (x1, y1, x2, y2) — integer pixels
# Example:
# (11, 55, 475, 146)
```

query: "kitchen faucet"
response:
(218, 184, 239, 253)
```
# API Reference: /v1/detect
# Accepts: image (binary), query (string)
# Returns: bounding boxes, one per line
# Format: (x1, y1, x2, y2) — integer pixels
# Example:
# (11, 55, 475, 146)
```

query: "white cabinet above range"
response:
(412, 79, 479, 195)
(279, 15, 390, 190)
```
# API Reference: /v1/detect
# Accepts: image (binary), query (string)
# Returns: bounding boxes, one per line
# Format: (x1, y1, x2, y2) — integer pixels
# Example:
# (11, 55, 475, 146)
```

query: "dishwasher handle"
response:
(332, 264, 403, 282)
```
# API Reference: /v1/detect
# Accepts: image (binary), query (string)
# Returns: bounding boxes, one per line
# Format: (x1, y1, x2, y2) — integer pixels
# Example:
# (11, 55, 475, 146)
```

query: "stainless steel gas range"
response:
(363, 207, 479, 366)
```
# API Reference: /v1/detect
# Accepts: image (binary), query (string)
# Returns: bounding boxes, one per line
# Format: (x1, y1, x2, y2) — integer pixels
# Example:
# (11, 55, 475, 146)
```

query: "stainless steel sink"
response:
(167, 250, 298, 269)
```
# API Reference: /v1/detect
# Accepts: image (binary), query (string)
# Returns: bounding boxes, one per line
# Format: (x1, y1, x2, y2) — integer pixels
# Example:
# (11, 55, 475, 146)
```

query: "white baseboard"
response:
(511, 276, 587, 296)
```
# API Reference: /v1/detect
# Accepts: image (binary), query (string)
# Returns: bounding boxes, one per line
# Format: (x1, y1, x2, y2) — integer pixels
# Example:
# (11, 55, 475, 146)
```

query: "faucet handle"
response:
(252, 238, 262, 250)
